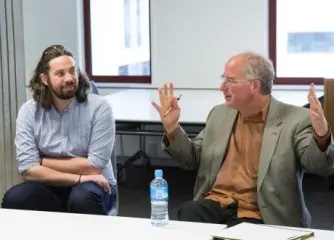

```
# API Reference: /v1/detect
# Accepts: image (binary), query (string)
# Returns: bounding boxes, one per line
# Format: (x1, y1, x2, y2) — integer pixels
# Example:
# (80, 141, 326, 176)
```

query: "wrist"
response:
(164, 125, 180, 142)
(164, 123, 179, 134)
(314, 126, 330, 139)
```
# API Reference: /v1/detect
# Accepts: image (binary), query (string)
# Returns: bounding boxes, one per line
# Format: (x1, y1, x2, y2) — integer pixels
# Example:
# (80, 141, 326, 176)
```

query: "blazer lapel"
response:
(257, 98, 283, 193)
(209, 108, 238, 186)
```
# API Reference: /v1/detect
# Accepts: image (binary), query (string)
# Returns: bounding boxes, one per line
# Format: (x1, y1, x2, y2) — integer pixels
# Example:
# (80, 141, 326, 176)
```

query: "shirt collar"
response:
(243, 96, 271, 123)
(52, 97, 77, 115)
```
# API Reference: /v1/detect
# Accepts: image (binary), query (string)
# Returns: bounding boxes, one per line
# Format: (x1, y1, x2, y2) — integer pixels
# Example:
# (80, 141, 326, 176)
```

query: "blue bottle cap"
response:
(154, 169, 163, 178)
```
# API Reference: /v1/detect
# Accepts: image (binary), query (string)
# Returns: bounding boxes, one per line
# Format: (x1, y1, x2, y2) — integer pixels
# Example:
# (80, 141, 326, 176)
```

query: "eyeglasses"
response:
(220, 74, 255, 85)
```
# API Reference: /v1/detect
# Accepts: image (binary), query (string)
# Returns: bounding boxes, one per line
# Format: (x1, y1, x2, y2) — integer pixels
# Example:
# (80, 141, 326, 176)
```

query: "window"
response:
(83, 0, 151, 83)
(288, 32, 334, 53)
(269, 0, 333, 85)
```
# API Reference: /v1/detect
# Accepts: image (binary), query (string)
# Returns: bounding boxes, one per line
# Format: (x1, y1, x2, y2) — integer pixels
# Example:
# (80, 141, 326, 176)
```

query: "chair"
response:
(108, 147, 119, 216)
(88, 80, 118, 215)
(90, 80, 99, 95)
(323, 79, 334, 189)
(324, 79, 334, 131)
(88, 81, 128, 182)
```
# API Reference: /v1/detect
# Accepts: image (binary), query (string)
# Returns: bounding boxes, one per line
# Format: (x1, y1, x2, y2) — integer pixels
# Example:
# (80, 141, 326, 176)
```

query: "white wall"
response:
(22, 0, 269, 93)
(151, 0, 268, 89)
(22, 0, 85, 88)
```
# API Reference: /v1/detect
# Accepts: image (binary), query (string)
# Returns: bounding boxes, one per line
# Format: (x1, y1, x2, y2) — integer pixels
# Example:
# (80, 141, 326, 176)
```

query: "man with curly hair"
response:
(1, 45, 117, 215)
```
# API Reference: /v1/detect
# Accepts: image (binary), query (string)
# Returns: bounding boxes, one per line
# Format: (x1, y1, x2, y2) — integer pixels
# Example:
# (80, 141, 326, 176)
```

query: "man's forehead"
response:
(49, 55, 76, 70)
(224, 60, 238, 74)
(224, 56, 244, 74)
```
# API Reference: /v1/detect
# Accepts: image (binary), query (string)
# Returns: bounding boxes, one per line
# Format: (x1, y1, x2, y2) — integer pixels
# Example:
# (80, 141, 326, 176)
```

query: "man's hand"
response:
(80, 174, 111, 194)
(151, 82, 181, 134)
(308, 83, 329, 137)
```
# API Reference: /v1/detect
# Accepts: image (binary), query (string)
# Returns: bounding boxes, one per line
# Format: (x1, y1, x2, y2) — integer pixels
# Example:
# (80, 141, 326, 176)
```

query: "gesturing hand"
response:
(308, 83, 329, 137)
(151, 82, 181, 133)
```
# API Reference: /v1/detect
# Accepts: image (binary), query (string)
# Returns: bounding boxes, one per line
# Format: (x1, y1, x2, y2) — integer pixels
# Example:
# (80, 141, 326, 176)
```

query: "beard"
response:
(47, 78, 78, 100)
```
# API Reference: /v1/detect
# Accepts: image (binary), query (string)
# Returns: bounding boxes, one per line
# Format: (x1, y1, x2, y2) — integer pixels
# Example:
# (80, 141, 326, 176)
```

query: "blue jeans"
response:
(1, 181, 116, 215)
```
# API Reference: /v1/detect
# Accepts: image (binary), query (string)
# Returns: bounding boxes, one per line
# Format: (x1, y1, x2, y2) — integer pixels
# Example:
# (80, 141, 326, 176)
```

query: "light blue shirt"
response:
(15, 94, 116, 186)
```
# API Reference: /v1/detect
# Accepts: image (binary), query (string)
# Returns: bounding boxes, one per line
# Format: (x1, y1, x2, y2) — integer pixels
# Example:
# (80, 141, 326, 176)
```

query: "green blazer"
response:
(163, 97, 334, 228)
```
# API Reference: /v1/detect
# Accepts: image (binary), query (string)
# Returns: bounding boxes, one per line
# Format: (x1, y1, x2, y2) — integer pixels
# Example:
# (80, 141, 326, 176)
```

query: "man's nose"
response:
(64, 73, 74, 83)
(220, 82, 227, 91)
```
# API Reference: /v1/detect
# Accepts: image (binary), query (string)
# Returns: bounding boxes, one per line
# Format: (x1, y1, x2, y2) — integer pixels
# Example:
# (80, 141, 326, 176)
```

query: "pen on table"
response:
(164, 94, 182, 117)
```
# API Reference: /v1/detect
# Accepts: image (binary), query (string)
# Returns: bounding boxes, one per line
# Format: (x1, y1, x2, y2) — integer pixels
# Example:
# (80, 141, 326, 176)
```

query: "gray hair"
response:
(238, 52, 275, 95)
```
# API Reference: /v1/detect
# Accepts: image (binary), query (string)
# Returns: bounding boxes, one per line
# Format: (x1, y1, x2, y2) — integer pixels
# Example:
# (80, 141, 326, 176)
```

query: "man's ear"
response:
(40, 73, 48, 86)
(251, 80, 261, 94)
(252, 80, 261, 94)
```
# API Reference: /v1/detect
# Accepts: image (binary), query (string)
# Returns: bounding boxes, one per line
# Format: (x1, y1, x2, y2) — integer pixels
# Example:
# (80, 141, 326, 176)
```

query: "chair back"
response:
(89, 80, 118, 215)
(324, 79, 334, 132)
(108, 147, 119, 216)
(90, 81, 99, 95)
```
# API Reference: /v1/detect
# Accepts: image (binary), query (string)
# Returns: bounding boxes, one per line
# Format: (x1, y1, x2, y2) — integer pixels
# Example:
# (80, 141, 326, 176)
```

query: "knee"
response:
(68, 182, 97, 205)
(2, 181, 46, 209)
(2, 185, 22, 208)
(68, 182, 104, 213)
(178, 201, 207, 222)
(179, 201, 198, 214)
(178, 201, 201, 220)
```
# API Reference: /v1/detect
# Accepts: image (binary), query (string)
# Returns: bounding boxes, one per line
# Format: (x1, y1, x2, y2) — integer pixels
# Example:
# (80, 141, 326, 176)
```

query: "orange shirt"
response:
(205, 97, 270, 220)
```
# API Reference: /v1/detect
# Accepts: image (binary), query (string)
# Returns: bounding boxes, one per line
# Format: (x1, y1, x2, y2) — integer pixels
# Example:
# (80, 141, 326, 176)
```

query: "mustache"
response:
(64, 81, 75, 86)
(62, 81, 77, 88)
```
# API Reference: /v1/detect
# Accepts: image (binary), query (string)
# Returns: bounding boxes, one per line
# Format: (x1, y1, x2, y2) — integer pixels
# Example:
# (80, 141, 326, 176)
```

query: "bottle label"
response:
(150, 186, 168, 201)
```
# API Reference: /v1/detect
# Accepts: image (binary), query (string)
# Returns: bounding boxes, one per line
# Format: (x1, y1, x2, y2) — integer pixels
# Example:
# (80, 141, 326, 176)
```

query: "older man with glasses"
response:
(152, 51, 334, 228)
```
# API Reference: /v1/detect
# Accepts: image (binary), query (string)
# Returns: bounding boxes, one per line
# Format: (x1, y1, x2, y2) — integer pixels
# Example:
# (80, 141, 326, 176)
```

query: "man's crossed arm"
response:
(41, 157, 101, 175)
(16, 101, 115, 189)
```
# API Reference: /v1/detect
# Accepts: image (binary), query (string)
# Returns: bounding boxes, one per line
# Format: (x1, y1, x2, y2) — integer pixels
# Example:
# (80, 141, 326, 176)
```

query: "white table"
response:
(0, 209, 225, 240)
(104, 88, 324, 124)
(1, 209, 333, 240)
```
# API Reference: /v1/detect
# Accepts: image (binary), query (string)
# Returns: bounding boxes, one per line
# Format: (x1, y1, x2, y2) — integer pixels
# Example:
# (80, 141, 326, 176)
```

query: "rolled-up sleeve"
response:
(15, 103, 40, 174)
(88, 100, 115, 169)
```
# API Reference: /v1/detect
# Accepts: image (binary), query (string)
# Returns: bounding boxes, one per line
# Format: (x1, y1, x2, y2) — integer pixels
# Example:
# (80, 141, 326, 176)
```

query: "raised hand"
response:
(151, 83, 181, 133)
(308, 83, 329, 137)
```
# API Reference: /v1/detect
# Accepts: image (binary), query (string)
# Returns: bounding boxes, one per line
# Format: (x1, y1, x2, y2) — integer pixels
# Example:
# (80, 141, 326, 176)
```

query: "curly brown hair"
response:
(28, 45, 90, 109)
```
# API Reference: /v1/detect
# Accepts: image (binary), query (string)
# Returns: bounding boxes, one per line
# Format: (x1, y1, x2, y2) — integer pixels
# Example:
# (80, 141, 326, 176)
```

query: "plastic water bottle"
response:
(150, 169, 169, 227)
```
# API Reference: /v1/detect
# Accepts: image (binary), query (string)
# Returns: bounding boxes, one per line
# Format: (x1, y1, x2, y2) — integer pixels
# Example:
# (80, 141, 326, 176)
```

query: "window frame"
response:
(269, 0, 324, 85)
(83, 0, 152, 83)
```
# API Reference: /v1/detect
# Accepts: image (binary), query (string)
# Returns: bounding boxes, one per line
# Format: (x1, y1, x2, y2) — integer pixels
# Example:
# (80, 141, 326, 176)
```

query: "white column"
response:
(0, 0, 26, 199)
